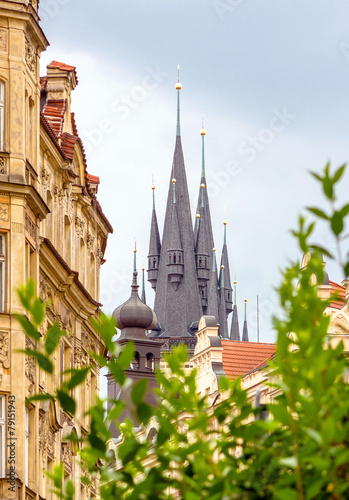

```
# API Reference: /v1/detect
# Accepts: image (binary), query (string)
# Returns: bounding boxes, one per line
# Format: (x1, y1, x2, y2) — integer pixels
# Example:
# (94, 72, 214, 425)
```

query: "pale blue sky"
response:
(40, 0, 349, 341)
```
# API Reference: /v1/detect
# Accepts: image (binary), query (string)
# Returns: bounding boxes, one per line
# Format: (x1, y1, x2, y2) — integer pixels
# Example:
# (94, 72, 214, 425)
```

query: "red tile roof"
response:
(86, 174, 100, 185)
(42, 99, 66, 137)
(221, 340, 275, 379)
(39, 68, 113, 235)
(47, 60, 79, 84)
(40, 76, 47, 91)
(329, 280, 346, 309)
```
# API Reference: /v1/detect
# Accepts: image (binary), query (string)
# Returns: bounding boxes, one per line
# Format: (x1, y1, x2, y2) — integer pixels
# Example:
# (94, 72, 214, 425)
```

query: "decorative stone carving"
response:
(0, 203, 8, 222)
(25, 356, 35, 394)
(25, 211, 36, 240)
(74, 347, 88, 368)
(25, 41, 36, 72)
(41, 166, 50, 185)
(0, 30, 7, 53)
(96, 247, 104, 266)
(332, 313, 349, 334)
(75, 216, 85, 237)
(62, 443, 73, 473)
(39, 401, 61, 463)
(0, 332, 9, 369)
(0, 157, 6, 175)
(86, 232, 95, 253)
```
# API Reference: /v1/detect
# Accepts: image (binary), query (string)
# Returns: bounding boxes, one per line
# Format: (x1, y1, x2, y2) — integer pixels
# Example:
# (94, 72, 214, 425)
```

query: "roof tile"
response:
(221, 340, 275, 379)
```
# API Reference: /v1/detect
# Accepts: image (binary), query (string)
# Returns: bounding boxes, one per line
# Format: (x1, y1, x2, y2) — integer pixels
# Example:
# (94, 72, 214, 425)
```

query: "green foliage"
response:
(17, 163, 349, 499)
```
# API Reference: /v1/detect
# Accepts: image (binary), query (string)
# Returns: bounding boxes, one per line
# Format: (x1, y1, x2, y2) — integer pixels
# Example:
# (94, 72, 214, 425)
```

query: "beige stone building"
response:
(0, 1, 112, 498)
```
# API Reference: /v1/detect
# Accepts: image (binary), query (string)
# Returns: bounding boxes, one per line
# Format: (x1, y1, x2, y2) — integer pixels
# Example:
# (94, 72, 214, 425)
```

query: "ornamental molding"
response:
(0, 332, 9, 369)
(0, 203, 8, 222)
(86, 232, 95, 253)
(25, 355, 35, 394)
(25, 40, 36, 73)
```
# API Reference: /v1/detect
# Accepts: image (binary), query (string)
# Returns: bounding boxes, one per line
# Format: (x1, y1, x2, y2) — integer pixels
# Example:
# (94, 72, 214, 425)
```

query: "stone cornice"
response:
(0, 181, 49, 220)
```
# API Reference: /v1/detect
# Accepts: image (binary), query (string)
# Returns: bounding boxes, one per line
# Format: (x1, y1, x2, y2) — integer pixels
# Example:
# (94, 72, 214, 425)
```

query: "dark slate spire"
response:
(195, 191, 210, 308)
(207, 248, 219, 321)
(218, 263, 229, 339)
(230, 279, 240, 341)
(167, 177, 184, 291)
(147, 183, 161, 291)
(219, 221, 233, 315)
(141, 266, 146, 304)
(193, 116, 215, 255)
(151, 75, 202, 341)
(242, 298, 249, 342)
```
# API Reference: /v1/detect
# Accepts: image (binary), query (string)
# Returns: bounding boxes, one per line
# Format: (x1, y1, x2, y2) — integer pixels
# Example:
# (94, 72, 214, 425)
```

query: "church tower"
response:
(147, 71, 249, 349)
(148, 72, 202, 351)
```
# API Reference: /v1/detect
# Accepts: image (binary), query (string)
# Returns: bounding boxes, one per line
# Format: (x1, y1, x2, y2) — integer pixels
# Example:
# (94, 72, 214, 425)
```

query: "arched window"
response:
(199, 256, 202, 267)
(173, 253, 176, 264)
(132, 352, 140, 370)
(153, 257, 156, 269)
(146, 353, 155, 372)
(178, 253, 181, 264)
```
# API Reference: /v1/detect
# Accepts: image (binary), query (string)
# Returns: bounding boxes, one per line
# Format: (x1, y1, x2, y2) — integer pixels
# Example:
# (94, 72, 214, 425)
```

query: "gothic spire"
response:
(151, 73, 202, 340)
(230, 279, 240, 341)
(193, 116, 215, 253)
(219, 221, 233, 315)
(207, 247, 219, 321)
(242, 298, 249, 342)
(218, 263, 229, 339)
(141, 266, 146, 304)
(147, 182, 161, 291)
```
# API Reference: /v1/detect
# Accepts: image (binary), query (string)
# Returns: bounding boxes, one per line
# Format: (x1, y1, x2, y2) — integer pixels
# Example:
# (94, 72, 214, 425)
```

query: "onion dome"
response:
(113, 248, 157, 332)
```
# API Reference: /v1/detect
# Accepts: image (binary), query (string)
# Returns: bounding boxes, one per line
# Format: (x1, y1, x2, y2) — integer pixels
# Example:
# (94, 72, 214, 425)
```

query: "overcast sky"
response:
(40, 0, 349, 342)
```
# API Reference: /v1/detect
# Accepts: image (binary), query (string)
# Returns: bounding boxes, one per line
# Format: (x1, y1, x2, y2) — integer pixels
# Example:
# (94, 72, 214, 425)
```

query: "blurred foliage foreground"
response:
(19, 164, 349, 499)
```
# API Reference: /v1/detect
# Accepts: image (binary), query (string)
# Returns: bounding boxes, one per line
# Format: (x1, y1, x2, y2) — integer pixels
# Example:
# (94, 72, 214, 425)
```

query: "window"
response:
(146, 353, 155, 372)
(0, 82, 4, 151)
(0, 234, 6, 312)
(0, 395, 5, 477)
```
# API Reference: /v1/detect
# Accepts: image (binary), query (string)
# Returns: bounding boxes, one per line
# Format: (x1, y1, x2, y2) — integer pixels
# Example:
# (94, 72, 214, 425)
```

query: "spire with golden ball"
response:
(230, 279, 240, 341)
(176, 65, 182, 137)
(242, 297, 249, 341)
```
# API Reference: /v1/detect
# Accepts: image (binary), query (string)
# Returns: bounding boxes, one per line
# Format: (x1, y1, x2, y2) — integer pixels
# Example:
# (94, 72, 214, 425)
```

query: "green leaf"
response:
(331, 211, 344, 236)
(344, 261, 349, 277)
(304, 427, 322, 445)
(26, 393, 54, 404)
(275, 489, 298, 500)
(65, 367, 90, 390)
(307, 207, 329, 220)
(136, 402, 152, 424)
(20, 349, 53, 374)
(57, 390, 76, 415)
(45, 322, 65, 355)
(131, 378, 148, 406)
(32, 297, 45, 326)
(15, 314, 41, 341)
(332, 163, 346, 183)
(339, 203, 349, 218)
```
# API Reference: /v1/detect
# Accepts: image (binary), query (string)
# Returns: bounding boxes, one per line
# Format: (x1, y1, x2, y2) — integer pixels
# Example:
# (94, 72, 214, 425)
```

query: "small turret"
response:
(147, 183, 161, 290)
(230, 280, 240, 341)
(195, 188, 210, 306)
(207, 248, 219, 321)
(219, 221, 233, 315)
(218, 264, 229, 339)
(167, 177, 184, 291)
(242, 298, 249, 342)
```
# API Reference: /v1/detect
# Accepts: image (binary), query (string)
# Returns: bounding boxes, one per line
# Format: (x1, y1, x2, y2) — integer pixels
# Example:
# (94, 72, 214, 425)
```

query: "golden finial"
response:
(152, 172, 155, 190)
(244, 298, 247, 303)
(234, 280, 237, 285)
(200, 183, 205, 188)
(152, 185, 155, 190)
(142, 266, 145, 271)
(221, 264, 225, 269)
(213, 247, 216, 252)
(175, 64, 182, 90)
(196, 213, 200, 219)
(223, 220, 228, 226)
(200, 112, 206, 135)
(172, 178, 177, 184)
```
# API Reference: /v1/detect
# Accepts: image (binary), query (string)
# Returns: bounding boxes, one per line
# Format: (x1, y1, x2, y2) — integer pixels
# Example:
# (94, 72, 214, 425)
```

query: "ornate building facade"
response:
(0, 1, 112, 499)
